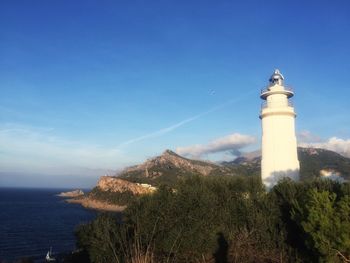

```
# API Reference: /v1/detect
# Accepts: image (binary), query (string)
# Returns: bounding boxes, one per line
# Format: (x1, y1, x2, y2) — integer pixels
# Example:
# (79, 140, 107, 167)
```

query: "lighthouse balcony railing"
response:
(261, 86, 294, 95)
(261, 101, 293, 109)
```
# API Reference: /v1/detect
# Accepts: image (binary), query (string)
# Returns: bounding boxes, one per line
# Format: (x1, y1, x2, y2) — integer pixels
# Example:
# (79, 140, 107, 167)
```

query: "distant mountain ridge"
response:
(224, 147, 350, 181)
(298, 147, 350, 180)
(124, 150, 218, 176)
(222, 150, 261, 165)
(116, 147, 350, 185)
(118, 149, 240, 185)
(80, 147, 350, 208)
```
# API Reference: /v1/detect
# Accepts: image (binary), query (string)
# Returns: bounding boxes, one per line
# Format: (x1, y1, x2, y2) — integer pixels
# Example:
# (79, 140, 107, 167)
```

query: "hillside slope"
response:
(80, 147, 350, 208)
(298, 147, 350, 180)
(118, 150, 241, 185)
(116, 147, 350, 186)
(224, 147, 350, 181)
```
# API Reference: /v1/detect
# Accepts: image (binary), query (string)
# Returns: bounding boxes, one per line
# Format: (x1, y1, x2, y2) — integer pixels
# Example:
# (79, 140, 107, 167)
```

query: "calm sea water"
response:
(0, 188, 98, 262)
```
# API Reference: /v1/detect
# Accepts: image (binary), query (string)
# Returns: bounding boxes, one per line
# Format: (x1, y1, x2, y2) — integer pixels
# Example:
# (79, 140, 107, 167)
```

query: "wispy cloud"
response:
(118, 89, 256, 148)
(118, 115, 201, 147)
(297, 130, 323, 143)
(176, 133, 256, 158)
(0, 123, 126, 174)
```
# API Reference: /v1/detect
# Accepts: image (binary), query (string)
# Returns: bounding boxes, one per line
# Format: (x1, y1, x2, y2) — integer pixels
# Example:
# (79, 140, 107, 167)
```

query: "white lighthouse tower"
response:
(260, 69, 300, 188)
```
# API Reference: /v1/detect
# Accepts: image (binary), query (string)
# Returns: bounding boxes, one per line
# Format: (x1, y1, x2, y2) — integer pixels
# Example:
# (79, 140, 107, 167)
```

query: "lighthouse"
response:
(260, 69, 300, 188)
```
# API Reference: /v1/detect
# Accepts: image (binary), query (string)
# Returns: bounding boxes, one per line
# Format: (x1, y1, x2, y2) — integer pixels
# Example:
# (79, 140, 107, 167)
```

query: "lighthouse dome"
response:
(261, 69, 293, 99)
(269, 69, 284, 85)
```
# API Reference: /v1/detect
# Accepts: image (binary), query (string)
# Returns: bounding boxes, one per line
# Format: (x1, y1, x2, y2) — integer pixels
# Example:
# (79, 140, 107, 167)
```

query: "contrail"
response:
(118, 115, 201, 148)
(117, 89, 256, 148)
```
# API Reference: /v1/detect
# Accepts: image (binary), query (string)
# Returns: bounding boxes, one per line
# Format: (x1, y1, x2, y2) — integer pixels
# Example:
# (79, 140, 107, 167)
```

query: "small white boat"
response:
(45, 247, 56, 262)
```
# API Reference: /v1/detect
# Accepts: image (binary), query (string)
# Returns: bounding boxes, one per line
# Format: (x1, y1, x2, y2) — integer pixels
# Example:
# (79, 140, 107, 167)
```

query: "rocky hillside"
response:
(81, 151, 238, 207)
(113, 147, 350, 186)
(96, 176, 156, 194)
(118, 150, 241, 185)
(79, 147, 350, 208)
(82, 176, 156, 208)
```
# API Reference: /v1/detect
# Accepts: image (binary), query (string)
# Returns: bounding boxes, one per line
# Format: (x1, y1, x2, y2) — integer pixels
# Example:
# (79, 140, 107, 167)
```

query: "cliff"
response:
(66, 197, 126, 212)
(96, 176, 156, 194)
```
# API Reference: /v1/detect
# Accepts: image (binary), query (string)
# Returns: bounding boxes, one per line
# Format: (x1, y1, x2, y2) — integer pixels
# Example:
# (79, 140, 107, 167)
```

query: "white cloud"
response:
(176, 133, 256, 158)
(0, 124, 127, 174)
(297, 130, 350, 158)
(297, 130, 323, 143)
(300, 136, 350, 158)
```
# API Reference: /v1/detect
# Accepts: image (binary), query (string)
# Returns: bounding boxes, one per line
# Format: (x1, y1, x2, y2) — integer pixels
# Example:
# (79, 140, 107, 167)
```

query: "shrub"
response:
(75, 176, 350, 263)
(291, 188, 350, 262)
(89, 187, 136, 206)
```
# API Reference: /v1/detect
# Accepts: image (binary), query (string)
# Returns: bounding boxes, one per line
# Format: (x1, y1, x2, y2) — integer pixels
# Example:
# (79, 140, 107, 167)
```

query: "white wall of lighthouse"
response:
(260, 70, 300, 188)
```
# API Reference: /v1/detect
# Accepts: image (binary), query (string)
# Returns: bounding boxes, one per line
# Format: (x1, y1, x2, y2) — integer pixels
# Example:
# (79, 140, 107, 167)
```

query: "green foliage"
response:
(124, 175, 284, 262)
(76, 176, 350, 263)
(120, 167, 199, 186)
(89, 187, 136, 206)
(291, 188, 350, 262)
(76, 213, 123, 263)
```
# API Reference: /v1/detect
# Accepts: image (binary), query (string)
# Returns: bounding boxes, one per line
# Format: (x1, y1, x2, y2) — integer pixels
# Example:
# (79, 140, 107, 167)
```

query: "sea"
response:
(0, 187, 99, 262)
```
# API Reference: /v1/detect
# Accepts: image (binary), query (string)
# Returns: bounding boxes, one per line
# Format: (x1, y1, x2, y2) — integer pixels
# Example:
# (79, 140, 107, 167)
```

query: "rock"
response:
(66, 197, 126, 212)
(97, 176, 156, 194)
(57, 189, 84, 197)
(122, 149, 219, 178)
(64, 178, 156, 211)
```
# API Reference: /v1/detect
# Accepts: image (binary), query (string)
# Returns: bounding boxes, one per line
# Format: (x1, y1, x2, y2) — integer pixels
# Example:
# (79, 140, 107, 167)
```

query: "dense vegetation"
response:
(89, 187, 136, 206)
(120, 166, 201, 186)
(75, 176, 350, 263)
(298, 148, 350, 181)
(119, 165, 258, 187)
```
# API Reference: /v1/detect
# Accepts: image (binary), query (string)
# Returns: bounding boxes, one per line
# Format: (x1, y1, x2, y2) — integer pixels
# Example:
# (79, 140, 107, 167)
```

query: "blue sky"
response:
(1, 0, 350, 187)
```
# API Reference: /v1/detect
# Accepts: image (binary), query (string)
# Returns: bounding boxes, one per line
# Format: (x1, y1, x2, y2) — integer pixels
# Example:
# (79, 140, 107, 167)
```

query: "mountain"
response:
(78, 150, 240, 209)
(76, 147, 350, 209)
(116, 147, 350, 186)
(118, 150, 241, 186)
(224, 147, 350, 181)
(298, 147, 350, 181)
(222, 150, 261, 165)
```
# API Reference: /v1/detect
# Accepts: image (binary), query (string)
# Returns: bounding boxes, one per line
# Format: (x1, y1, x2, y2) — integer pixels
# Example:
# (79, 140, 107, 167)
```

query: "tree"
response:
(291, 188, 350, 262)
(76, 213, 122, 263)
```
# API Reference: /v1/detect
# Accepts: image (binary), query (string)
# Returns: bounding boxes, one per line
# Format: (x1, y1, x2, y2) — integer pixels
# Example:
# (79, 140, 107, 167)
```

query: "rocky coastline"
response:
(57, 189, 84, 198)
(66, 196, 126, 212)
(57, 187, 127, 212)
